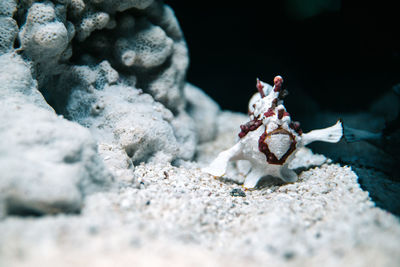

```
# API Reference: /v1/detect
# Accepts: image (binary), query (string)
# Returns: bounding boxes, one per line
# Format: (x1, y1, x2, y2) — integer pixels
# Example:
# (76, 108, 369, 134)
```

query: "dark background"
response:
(168, 0, 400, 116)
(168, 0, 400, 216)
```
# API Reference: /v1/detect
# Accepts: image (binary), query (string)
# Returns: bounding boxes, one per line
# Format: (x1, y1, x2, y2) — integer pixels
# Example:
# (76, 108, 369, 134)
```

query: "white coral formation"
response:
(65, 74, 196, 165)
(106, 6, 188, 110)
(0, 0, 218, 216)
(16, 0, 198, 165)
(203, 76, 343, 189)
(75, 11, 109, 41)
(0, 17, 18, 54)
(12, 0, 189, 111)
(184, 83, 220, 143)
(115, 20, 174, 68)
(0, 0, 17, 55)
(0, 53, 112, 216)
(100, 0, 155, 13)
(19, 2, 70, 58)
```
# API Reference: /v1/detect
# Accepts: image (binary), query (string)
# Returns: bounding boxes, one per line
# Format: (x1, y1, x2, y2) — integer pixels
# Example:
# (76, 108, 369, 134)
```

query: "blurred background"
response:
(168, 0, 399, 117)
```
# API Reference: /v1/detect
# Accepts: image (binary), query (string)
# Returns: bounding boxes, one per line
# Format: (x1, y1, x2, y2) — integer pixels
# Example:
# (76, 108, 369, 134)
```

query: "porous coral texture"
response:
(0, 0, 218, 215)
(0, 53, 112, 217)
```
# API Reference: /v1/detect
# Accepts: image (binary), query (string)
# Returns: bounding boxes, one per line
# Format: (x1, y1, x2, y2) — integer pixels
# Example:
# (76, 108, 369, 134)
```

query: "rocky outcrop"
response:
(0, 53, 112, 217)
(0, 0, 219, 216)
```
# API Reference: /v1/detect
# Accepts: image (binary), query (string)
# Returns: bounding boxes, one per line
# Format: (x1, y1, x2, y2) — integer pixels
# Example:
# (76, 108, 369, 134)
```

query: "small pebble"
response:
(230, 188, 246, 197)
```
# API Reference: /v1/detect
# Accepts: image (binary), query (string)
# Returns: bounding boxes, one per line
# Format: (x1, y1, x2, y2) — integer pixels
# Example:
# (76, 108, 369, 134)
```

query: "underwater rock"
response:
(184, 83, 220, 143)
(0, 53, 112, 216)
(0, 17, 18, 55)
(0, 0, 17, 55)
(0, 100, 112, 216)
(65, 81, 196, 165)
(15, 0, 194, 165)
(0, 53, 50, 110)
(8, 0, 189, 114)
(0, 0, 205, 216)
(114, 20, 174, 69)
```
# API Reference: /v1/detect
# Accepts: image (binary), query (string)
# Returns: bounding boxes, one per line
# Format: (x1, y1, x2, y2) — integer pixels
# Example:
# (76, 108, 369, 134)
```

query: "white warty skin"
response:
(202, 76, 343, 189)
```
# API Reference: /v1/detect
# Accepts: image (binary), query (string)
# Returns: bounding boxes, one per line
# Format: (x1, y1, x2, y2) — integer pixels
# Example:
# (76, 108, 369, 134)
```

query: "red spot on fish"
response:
(271, 98, 278, 109)
(256, 78, 265, 98)
(289, 121, 303, 135)
(264, 108, 275, 117)
(238, 119, 263, 138)
(278, 109, 285, 120)
(273, 76, 283, 92)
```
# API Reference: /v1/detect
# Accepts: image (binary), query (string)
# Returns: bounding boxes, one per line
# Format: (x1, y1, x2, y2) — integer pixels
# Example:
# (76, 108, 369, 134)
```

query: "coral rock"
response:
(0, 53, 112, 216)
